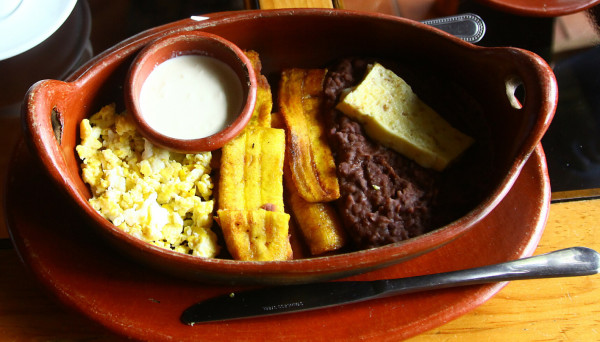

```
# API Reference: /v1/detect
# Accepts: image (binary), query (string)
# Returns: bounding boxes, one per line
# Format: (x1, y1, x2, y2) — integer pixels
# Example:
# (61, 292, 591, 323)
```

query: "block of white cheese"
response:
(336, 63, 474, 171)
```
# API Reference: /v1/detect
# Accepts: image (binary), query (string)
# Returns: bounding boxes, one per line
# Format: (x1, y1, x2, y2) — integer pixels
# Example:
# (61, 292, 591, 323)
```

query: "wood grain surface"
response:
(409, 199, 600, 341)
(258, 0, 333, 9)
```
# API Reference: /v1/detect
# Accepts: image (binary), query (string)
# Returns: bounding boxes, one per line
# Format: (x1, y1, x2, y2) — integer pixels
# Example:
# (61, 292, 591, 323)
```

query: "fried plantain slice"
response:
(219, 126, 285, 212)
(218, 209, 292, 261)
(272, 112, 346, 255)
(217, 126, 291, 261)
(283, 161, 346, 255)
(244, 50, 273, 128)
(279, 68, 340, 203)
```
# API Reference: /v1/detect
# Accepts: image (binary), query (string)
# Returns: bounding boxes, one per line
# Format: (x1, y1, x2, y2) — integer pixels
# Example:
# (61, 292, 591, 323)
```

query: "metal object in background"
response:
(421, 13, 486, 43)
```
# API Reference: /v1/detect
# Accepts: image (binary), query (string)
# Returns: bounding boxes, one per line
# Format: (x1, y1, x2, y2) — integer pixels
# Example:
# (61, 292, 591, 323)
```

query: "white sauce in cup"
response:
(139, 55, 243, 140)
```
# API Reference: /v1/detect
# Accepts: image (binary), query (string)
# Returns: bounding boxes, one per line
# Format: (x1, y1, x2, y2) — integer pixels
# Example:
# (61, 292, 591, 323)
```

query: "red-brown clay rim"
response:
(125, 30, 257, 153)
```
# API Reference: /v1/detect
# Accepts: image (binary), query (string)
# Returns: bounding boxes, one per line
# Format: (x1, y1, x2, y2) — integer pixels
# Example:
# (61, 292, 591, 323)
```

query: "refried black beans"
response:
(323, 59, 440, 249)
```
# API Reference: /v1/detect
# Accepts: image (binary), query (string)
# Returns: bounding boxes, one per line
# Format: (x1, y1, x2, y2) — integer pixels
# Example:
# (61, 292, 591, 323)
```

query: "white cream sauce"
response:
(139, 54, 243, 140)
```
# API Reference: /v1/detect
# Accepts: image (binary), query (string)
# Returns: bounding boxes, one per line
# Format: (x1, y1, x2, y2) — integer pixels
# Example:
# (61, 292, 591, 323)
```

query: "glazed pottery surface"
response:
(125, 30, 257, 152)
(21, 9, 557, 284)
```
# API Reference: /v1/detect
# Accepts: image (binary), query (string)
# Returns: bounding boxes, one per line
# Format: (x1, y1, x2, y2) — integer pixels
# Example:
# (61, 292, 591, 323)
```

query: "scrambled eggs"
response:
(76, 104, 220, 257)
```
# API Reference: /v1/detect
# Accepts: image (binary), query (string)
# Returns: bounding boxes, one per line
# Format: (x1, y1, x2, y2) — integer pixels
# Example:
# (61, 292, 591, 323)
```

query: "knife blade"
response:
(181, 247, 600, 325)
(181, 281, 381, 325)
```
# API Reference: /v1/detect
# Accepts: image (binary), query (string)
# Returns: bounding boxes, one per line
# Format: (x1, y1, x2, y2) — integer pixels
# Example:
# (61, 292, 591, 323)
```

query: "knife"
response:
(181, 247, 600, 325)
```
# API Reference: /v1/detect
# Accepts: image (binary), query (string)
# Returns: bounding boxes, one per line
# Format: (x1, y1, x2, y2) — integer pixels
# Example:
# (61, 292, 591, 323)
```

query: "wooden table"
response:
(1, 1, 599, 340)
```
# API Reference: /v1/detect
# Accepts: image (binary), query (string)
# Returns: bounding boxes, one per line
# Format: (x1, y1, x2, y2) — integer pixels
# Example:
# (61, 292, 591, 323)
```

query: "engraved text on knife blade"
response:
(262, 301, 305, 312)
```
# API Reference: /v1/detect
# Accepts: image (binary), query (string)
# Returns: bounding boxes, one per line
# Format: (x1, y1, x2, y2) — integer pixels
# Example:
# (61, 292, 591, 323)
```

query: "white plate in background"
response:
(0, 0, 77, 60)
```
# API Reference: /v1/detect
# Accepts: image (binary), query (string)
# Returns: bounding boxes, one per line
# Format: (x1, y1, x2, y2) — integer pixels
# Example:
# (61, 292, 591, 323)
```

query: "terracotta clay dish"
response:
(5, 141, 550, 341)
(125, 30, 258, 153)
(21, 9, 557, 285)
(477, 0, 600, 16)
